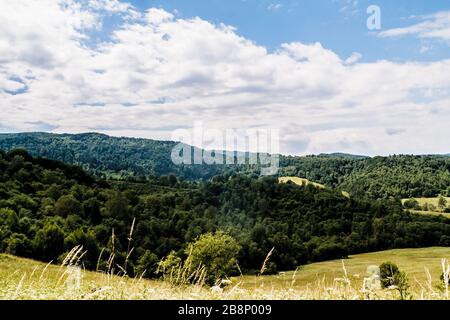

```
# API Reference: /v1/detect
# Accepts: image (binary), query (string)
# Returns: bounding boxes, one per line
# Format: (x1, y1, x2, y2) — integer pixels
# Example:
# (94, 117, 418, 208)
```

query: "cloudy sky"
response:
(1, 0, 449, 156)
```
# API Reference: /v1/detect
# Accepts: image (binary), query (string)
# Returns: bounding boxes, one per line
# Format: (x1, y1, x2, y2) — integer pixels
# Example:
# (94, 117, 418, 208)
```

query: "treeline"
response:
(337, 155, 450, 199)
(280, 154, 450, 199)
(0, 133, 449, 199)
(1, 149, 449, 277)
(0, 132, 238, 181)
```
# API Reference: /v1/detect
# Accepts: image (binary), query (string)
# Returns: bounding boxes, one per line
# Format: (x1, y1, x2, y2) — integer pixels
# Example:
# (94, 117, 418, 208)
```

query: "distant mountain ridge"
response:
(0, 132, 449, 198)
(0, 132, 224, 180)
(318, 152, 369, 159)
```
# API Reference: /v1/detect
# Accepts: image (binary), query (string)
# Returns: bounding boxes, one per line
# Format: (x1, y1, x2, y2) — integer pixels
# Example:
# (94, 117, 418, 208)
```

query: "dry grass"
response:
(413, 197, 450, 207)
(278, 176, 350, 198)
(1, 247, 449, 300)
(409, 210, 450, 218)
(402, 197, 450, 217)
(278, 177, 326, 189)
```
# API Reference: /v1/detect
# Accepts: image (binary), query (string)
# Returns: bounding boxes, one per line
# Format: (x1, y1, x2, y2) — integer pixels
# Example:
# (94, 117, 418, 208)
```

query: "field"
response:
(1, 247, 449, 300)
(278, 177, 326, 189)
(402, 197, 450, 217)
(409, 210, 450, 218)
(279, 176, 350, 198)
(237, 247, 450, 291)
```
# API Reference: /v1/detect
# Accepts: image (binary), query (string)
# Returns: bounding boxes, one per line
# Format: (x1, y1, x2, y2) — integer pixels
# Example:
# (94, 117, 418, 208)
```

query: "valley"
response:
(0, 133, 449, 300)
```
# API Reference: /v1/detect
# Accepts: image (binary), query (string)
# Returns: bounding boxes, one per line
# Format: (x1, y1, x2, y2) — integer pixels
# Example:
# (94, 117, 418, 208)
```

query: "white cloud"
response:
(267, 4, 283, 12)
(337, 0, 359, 16)
(344, 52, 362, 65)
(88, 0, 132, 13)
(380, 11, 450, 41)
(0, 1, 449, 156)
(146, 8, 174, 24)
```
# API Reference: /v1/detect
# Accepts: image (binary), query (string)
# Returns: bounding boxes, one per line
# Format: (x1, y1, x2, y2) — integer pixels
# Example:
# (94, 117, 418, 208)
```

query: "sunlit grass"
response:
(402, 197, 450, 217)
(1, 247, 449, 300)
(278, 177, 326, 189)
(237, 247, 450, 292)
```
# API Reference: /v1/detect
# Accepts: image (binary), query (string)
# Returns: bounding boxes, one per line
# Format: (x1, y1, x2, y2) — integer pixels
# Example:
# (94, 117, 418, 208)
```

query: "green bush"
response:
(380, 262, 400, 288)
(403, 198, 420, 210)
(380, 261, 410, 299)
(33, 223, 65, 261)
(186, 231, 241, 285)
(6, 233, 32, 257)
(438, 196, 447, 210)
(135, 250, 159, 278)
(157, 251, 182, 277)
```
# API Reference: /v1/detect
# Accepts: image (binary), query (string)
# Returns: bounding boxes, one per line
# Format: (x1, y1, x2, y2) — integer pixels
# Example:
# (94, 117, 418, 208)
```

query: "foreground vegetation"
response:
(1, 248, 449, 300)
(238, 247, 450, 291)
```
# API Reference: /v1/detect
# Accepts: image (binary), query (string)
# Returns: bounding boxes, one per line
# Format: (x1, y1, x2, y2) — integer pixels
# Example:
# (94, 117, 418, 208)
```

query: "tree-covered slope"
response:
(1, 149, 450, 276)
(0, 132, 230, 180)
(338, 155, 450, 199)
(279, 154, 450, 198)
(0, 132, 449, 198)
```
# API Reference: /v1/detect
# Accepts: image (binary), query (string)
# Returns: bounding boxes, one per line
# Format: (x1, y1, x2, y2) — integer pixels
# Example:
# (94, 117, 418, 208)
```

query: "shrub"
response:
(380, 261, 400, 288)
(403, 198, 420, 210)
(135, 250, 159, 278)
(33, 223, 65, 261)
(380, 261, 410, 299)
(6, 233, 32, 257)
(440, 273, 450, 285)
(186, 231, 241, 285)
(156, 251, 206, 286)
(438, 196, 447, 210)
(264, 261, 278, 275)
(64, 228, 99, 268)
(157, 251, 182, 277)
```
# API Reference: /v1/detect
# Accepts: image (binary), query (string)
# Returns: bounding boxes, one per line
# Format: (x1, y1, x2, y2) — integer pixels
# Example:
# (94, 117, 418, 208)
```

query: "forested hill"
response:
(0, 132, 229, 180)
(281, 154, 450, 198)
(1, 149, 450, 276)
(0, 132, 449, 198)
(338, 156, 450, 199)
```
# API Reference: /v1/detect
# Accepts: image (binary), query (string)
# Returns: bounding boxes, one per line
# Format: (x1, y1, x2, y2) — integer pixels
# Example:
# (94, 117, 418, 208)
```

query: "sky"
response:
(0, 0, 449, 156)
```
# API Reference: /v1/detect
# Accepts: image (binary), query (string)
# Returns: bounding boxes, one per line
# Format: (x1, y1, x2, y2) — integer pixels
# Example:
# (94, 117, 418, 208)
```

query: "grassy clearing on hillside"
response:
(278, 177, 326, 189)
(414, 197, 450, 207)
(1, 248, 449, 300)
(409, 210, 450, 218)
(237, 248, 450, 292)
(402, 197, 450, 217)
(279, 177, 350, 198)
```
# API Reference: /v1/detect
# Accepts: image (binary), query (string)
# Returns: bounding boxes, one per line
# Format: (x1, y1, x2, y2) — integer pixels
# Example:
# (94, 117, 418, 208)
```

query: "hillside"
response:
(0, 133, 450, 199)
(280, 154, 450, 198)
(278, 177, 326, 189)
(1, 149, 450, 277)
(238, 247, 450, 291)
(0, 133, 449, 199)
(2, 248, 449, 300)
(0, 132, 230, 181)
(338, 156, 450, 199)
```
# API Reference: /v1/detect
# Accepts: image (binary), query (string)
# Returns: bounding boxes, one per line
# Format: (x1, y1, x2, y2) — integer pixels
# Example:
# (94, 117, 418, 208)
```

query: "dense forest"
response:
(281, 154, 450, 198)
(0, 132, 236, 180)
(0, 132, 449, 199)
(1, 149, 449, 278)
